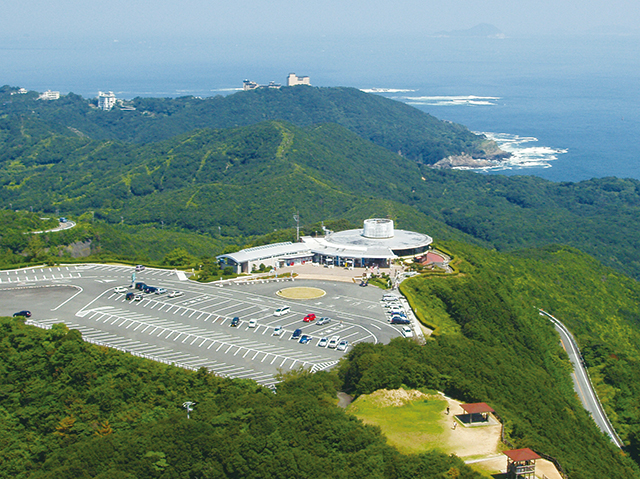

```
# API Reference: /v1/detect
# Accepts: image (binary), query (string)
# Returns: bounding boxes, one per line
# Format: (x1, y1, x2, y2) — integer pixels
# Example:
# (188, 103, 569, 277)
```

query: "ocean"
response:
(2, 33, 639, 183)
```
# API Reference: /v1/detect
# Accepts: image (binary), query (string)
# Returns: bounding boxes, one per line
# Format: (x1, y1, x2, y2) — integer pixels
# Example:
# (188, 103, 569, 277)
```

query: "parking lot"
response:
(1, 264, 404, 386)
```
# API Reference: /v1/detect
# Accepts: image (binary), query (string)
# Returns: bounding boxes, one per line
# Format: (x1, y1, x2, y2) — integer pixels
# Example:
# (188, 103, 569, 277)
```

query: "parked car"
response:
(337, 340, 349, 351)
(155, 288, 167, 294)
(327, 336, 340, 348)
(13, 310, 31, 318)
(316, 317, 331, 325)
(303, 313, 316, 322)
(248, 319, 257, 328)
(384, 301, 402, 309)
(318, 337, 328, 347)
(390, 311, 407, 318)
(230, 317, 240, 327)
(273, 326, 283, 336)
(59, 217, 67, 223)
(299, 335, 312, 344)
(292, 328, 303, 340)
(168, 291, 184, 298)
(134, 293, 143, 301)
(401, 326, 414, 338)
(135, 282, 147, 290)
(114, 286, 128, 293)
(390, 317, 411, 324)
(274, 306, 290, 316)
(143, 286, 158, 294)
(382, 294, 400, 302)
(126, 292, 135, 300)
(135, 265, 145, 271)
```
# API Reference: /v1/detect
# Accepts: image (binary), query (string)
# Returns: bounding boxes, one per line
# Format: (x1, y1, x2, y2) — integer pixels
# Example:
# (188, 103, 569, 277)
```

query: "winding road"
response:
(539, 309, 624, 448)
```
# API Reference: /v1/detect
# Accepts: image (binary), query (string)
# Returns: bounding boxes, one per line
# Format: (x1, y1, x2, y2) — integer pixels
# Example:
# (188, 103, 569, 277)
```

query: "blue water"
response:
(2, 34, 639, 183)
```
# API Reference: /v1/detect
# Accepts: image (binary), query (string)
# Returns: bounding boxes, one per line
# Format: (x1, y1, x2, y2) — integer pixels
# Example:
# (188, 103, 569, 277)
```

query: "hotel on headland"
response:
(217, 219, 433, 274)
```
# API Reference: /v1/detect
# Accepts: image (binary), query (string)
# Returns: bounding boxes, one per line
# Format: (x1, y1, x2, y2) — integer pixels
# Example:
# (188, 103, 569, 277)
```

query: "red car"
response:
(303, 313, 316, 322)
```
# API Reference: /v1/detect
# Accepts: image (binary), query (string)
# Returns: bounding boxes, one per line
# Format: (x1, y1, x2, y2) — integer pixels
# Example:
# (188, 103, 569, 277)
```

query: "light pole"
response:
(183, 401, 195, 419)
(293, 212, 300, 242)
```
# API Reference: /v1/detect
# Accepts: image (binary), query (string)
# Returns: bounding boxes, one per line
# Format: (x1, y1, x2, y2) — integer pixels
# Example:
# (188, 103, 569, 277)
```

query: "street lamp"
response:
(183, 401, 196, 419)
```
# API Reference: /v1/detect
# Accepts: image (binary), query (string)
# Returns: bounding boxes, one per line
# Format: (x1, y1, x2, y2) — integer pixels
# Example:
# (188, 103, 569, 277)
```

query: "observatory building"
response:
(217, 218, 432, 274)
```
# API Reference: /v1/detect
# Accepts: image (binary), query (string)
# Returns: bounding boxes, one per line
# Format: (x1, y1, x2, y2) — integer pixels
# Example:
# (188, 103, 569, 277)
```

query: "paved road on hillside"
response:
(539, 309, 624, 448)
(1, 264, 402, 387)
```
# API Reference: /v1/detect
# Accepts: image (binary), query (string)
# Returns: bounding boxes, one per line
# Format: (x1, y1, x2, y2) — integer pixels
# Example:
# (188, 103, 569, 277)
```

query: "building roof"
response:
(217, 219, 433, 264)
(218, 242, 311, 264)
(460, 402, 495, 414)
(503, 448, 541, 462)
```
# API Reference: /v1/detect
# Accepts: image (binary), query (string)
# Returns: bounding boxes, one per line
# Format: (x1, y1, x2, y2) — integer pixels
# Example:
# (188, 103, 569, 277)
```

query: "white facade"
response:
(98, 91, 117, 110)
(38, 90, 60, 100)
(217, 219, 432, 273)
(287, 73, 311, 87)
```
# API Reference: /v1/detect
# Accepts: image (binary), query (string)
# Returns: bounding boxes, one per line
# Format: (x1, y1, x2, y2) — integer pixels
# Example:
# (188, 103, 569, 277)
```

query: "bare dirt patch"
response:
(276, 286, 326, 299)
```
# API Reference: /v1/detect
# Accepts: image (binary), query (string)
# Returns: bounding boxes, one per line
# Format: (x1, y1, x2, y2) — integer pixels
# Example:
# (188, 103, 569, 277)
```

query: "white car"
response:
(248, 319, 257, 328)
(337, 340, 349, 351)
(274, 306, 291, 317)
(318, 337, 328, 347)
(114, 286, 128, 293)
(401, 326, 414, 338)
(168, 291, 184, 298)
(134, 293, 143, 301)
(273, 326, 283, 336)
(155, 288, 167, 294)
(382, 294, 400, 302)
(135, 265, 145, 272)
(327, 336, 340, 349)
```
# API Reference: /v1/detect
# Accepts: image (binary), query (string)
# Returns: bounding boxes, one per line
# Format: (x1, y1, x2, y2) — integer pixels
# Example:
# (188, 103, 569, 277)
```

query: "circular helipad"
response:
(276, 286, 326, 299)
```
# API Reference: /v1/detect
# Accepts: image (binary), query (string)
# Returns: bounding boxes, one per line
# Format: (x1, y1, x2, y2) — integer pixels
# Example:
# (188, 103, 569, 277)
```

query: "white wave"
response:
(403, 95, 500, 106)
(452, 132, 567, 172)
(361, 88, 416, 93)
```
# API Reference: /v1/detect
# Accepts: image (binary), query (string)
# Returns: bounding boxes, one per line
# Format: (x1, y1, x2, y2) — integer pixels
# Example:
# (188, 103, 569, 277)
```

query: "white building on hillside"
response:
(38, 90, 60, 100)
(287, 73, 311, 87)
(218, 218, 432, 274)
(98, 91, 117, 110)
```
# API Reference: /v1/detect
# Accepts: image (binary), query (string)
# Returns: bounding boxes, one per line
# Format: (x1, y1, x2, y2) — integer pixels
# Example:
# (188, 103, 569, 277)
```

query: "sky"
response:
(2, 0, 639, 43)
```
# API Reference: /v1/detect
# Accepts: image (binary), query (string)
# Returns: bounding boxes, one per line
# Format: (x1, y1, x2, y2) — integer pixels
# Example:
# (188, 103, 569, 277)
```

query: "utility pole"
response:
(293, 212, 300, 242)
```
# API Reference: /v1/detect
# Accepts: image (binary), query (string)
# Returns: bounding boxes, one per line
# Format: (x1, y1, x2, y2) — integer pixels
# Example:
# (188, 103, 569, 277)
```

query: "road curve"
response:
(539, 309, 624, 448)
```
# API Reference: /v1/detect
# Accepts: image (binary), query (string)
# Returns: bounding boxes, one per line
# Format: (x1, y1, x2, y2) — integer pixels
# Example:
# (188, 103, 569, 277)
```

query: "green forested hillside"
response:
(398, 241, 640, 467)
(0, 85, 496, 164)
(3, 114, 640, 280)
(339, 241, 640, 478)
(0, 317, 481, 479)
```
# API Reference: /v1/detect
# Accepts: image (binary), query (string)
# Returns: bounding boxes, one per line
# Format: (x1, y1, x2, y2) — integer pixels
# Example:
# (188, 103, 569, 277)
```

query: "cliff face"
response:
(431, 139, 511, 169)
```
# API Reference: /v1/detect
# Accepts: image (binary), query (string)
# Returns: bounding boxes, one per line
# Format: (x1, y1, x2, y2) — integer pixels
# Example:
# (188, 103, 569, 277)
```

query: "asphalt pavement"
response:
(539, 309, 624, 448)
(1, 264, 403, 387)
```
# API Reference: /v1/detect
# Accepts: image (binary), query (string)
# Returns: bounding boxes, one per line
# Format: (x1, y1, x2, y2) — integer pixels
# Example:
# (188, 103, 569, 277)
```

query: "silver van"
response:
(327, 336, 340, 349)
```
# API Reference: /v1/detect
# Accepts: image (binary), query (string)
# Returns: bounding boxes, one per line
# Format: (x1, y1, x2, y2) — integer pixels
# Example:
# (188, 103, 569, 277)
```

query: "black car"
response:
(13, 310, 31, 318)
(292, 328, 303, 340)
(230, 317, 240, 327)
(125, 292, 135, 300)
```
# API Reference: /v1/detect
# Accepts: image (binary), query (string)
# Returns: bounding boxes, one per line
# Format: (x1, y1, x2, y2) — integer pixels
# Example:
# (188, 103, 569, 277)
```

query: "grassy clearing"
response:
(347, 389, 448, 455)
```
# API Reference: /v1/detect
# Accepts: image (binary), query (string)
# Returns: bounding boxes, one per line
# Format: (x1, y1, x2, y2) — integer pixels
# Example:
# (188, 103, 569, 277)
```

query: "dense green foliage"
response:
(0, 317, 481, 479)
(0, 84, 495, 164)
(3, 100, 640, 279)
(340, 243, 640, 478)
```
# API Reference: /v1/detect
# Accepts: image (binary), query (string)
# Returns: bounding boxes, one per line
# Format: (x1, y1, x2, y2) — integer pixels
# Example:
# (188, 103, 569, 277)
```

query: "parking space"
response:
(2, 264, 403, 386)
